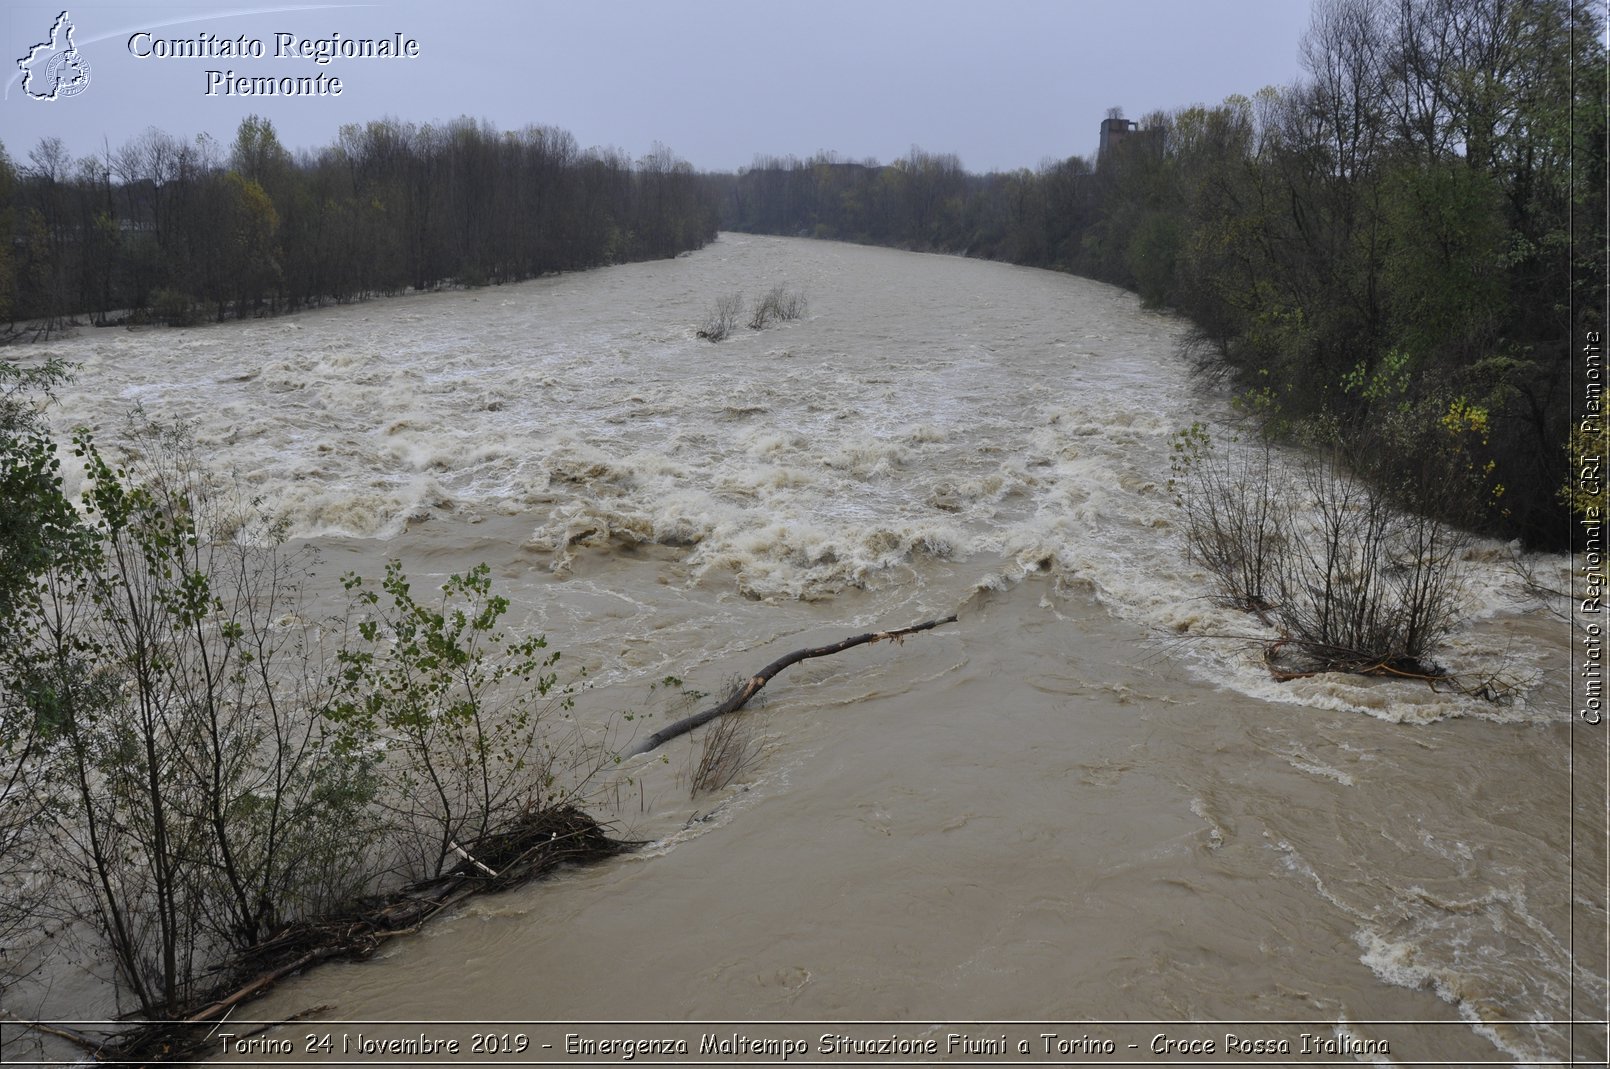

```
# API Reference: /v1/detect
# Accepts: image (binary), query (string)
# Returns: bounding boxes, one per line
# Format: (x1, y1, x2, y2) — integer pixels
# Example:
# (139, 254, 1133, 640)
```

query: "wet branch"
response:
(623, 615, 959, 758)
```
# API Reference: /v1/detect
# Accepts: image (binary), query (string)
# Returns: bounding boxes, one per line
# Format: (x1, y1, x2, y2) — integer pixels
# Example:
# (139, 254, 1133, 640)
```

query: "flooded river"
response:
(13, 236, 1603, 1064)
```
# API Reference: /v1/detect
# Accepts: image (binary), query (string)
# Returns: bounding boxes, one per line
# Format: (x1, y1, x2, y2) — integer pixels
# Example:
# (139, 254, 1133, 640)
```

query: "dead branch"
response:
(622, 614, 958, 758)
(0, 1014, 114, 1058)
(22, 806, 629, 1066)
(448, 838, 500, 878)
(1261, 637, 1522, 701)
(690, 700, 761, 796)
(184, 948, 339, 1022)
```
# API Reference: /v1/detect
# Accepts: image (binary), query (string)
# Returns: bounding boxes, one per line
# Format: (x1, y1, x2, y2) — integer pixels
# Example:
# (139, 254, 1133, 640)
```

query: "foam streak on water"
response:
(15, 236, 1596, 1064)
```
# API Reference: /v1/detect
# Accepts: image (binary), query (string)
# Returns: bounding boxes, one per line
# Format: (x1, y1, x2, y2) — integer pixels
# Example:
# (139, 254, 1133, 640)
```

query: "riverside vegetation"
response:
(0, 361, 956, 1061)
(0, 0, 1597, 1053)
(0, 115, 717, 336)
(710, 0, 1605, 552)
(0, 121, 724, 1045)
(0, 368, 630, 1059)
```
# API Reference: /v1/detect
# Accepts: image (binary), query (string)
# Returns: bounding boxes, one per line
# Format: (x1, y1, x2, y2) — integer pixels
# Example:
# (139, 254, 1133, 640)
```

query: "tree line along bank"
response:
(0, 115, 717, 334)
(1, 0, 1602, 548)
(706, 0, 1605, 550)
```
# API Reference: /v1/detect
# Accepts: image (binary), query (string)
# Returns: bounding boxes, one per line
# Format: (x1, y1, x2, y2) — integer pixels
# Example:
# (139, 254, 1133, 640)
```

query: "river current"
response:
(14, 235, 1603, 1064)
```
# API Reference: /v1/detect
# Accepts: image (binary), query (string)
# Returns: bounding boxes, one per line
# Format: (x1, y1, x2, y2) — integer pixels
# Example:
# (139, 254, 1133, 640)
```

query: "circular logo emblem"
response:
(44, 49, 91, 98)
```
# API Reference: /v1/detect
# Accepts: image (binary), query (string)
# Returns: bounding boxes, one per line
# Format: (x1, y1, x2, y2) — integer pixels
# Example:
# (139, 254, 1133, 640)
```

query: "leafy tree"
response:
(329, 561, 587, 882)
(1, 417, 377, 1014)
(0, 358, 81, 963)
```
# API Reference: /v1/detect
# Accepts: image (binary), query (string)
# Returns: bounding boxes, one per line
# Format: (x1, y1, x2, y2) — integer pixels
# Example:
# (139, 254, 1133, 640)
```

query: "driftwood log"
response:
(15, 620, 956, 1064)
(14, 806, 627, 1066)
(623, 614, 958, 758)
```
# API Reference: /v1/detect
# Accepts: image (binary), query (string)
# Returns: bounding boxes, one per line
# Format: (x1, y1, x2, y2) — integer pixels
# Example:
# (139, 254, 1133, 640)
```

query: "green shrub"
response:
(0, 407, 607, 1018)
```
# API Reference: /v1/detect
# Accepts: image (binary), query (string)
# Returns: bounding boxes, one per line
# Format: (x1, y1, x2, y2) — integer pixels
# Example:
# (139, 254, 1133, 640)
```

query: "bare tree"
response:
(697, 291, 743, 341)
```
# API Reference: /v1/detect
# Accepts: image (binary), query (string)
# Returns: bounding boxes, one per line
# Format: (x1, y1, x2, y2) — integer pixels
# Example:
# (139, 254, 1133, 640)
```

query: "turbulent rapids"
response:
(19, 235, 1599, 1064)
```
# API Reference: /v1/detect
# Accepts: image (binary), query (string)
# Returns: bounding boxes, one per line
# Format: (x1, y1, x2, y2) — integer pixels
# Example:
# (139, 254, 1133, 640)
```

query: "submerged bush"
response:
(688, 676, 764, 796)
(1272, 453, 1468, 671)
(697, 292, 743, 341)
(1171, 422, 1470, 674)
(747, 284, 807, 330)
(698, 286, 806, 340)
(1169, 423, 1280, 612)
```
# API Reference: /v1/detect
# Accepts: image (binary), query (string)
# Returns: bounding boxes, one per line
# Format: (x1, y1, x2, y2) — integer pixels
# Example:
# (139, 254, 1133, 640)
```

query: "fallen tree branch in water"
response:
(12, 807, 630, 1066)
(0, 1014, 114, 1060)
(1155, 629, 1524, 703)
(622, 614, 959, 758)
(1261, 638, 1525, 701)
(184, 948, 341, 1023)
(448, 837, 501, 878)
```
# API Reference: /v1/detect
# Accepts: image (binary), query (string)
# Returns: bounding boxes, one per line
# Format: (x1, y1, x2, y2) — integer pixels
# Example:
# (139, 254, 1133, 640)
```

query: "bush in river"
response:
(1170, 418, 1473, 675)
(747, 284, 807, 330)
(696, 291, 743, 341)
(698, 285, 805, 340)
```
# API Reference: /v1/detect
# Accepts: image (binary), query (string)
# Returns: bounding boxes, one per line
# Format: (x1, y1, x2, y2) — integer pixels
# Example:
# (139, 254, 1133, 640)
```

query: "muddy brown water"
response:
(6, 235, 1601, 1065)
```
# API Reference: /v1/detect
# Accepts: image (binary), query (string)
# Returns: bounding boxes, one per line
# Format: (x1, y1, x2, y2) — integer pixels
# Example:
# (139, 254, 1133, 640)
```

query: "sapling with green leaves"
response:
(330, 561, 581, 881)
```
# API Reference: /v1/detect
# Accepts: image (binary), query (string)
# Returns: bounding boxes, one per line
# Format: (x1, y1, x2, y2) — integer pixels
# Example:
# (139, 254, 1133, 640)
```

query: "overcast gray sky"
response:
(5, 0, 1315, 173)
